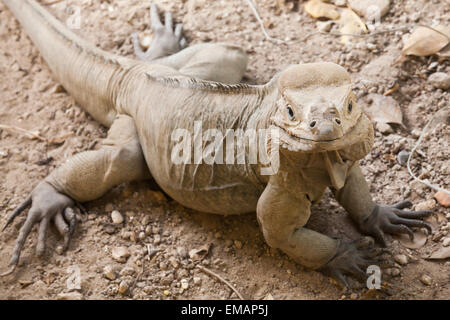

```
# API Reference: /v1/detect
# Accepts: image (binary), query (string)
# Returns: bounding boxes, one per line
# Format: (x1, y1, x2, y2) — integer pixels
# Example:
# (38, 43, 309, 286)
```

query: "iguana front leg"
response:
(1, 115, 149, 276)
(332, 164, 432, 246)
(131, 3, 186, 62)
(257, 182, 384, 286)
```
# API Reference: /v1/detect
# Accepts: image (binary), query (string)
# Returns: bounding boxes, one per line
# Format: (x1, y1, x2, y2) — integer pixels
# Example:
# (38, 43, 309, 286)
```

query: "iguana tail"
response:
(3, 0, 133, 126)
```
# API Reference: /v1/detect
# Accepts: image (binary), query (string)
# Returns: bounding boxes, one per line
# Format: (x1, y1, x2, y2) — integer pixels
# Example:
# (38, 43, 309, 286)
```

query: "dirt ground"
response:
(0, 0, 449, 300)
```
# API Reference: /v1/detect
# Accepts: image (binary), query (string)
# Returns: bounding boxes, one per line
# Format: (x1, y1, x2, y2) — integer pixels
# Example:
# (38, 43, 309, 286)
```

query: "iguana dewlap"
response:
(1, 0, 432, 285)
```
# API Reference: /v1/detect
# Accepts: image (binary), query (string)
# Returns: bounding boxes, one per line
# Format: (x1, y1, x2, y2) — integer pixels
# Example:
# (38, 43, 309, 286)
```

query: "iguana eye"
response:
(286, 105, 295, 120)
(347, 100, 353, 114)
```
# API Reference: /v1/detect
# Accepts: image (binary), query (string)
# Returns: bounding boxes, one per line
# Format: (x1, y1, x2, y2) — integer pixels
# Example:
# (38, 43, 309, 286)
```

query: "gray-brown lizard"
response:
(1, 0, 432, 286)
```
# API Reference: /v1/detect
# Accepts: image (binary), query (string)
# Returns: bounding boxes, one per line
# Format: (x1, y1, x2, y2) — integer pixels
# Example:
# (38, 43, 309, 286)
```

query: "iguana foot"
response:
(319, 237, 390, 288)
(1, 182, 76, 276)
(132, 2, 186, 61)
(358, 200, 432, 247)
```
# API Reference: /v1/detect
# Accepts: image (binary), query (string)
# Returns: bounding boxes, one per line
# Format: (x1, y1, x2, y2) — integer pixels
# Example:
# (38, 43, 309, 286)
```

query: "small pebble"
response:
(350, 293, 358, 300)
(420, 274, 432, 286)
(111, 210, 124, 224)
(415, 199, 436, 211)
(118, 281, 129, 295)
(180, 279, 189, 290)
(177, 246, 188, 259)
(154, 234, 161, 245)
(103, 265, 116, 280)
(394, 254, 408, 266)
(57, 292, 83, 300)
(111, 246, 130, 263)
(428, 72, 450, 90)
(442, 238, 450, 247)
(163, 290, 170, 296)
(434, 191, 450, 208)
(193, 277, 202, 286)
(138, 232, 146, 240)
(120, 266, 135, 277)
(169, 256, 180, 269)
(397, 150, 410, 166)
(234, 240, 243, 249)
(55, 245, 64, 255)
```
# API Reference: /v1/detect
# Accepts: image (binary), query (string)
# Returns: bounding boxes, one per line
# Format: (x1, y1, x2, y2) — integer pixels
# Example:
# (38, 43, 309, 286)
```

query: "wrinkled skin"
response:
(1, 1, 433, 289)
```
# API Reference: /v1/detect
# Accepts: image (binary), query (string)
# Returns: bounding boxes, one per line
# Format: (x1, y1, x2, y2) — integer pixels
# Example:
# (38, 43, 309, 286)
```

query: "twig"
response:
(0, 124, 47, 141)
(196, 265, 245, 300)
(407, 106, 450, 195)
(244, 0, 285, 44)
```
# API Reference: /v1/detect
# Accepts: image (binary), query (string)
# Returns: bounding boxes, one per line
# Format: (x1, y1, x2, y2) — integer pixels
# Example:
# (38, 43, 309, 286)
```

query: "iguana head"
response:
(270, 62, 373, 156)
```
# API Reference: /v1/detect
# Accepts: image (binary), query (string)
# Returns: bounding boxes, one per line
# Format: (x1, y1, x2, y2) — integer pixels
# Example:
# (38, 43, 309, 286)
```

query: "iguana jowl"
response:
(1, 0, 432, 286)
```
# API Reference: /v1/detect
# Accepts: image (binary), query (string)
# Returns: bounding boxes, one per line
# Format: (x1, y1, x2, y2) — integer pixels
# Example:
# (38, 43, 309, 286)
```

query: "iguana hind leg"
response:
(1, 115, 149, 276)
(132, 3, 248, 83)
(132, 2, 186, 62)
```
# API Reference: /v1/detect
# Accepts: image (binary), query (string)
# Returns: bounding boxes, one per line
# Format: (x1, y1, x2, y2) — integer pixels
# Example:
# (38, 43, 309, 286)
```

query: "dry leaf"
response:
(426, 246, 450, 260)
(305, 0, 340, 20)
(338, 8, 367, 44)
(364, 93, 403, 126)
(402, 25, 450, 57)
(188, 243, 212, 261)
(393, 229, 427, 249)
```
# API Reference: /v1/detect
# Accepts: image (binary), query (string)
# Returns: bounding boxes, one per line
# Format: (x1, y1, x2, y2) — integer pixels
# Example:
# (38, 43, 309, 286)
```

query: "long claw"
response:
(2, 196, 31, 232)
(9, 211, 38, 268)
(150, 2, 163, 30)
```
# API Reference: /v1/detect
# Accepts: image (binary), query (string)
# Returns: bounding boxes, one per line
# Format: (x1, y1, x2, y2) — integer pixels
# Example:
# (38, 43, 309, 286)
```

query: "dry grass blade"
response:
(197, 265, 245, 300)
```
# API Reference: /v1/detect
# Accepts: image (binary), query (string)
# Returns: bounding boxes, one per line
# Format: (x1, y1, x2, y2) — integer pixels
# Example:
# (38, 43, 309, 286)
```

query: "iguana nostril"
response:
(309, 120, 317, 128)
(335, 118, 341, 125)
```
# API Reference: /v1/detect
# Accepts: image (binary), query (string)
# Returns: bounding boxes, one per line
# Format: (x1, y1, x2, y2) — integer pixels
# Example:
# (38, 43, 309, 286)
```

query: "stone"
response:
(111, 210, 124, 224)
(376, 122, 393, 134)
(428, 72, 450, 90)
(193, 277, 202, 286)
(103, 265, 116, 280)
(180, 279, 189, 290)
(415, 200, 436, 211)
(169, 256, 180, 269)
(442, 238, 450, 247)
(111, 246, 130, 263)
(118, 281, 129, 295)
(434, 191, 450, 207)
(177, 246, 188, 259)
(120, 266, 135, 277)
(57, 292, 83, 300)
(234, 240, 243, 249)
(154, 234, 161, 245)
(348, 0, 390, 19)
(397, 150, 410, 165)
(394, 254, 408, 265)
(55, 245, 64, 255)
(420, 274, 432, 286)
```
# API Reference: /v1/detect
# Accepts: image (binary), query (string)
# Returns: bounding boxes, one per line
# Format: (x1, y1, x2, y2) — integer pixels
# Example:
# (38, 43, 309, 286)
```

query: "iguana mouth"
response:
(271, 113, 367, 152)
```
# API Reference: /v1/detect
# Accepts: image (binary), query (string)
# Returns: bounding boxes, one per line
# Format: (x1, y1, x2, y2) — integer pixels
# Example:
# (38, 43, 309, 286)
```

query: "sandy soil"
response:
(0, 0, 449, 300)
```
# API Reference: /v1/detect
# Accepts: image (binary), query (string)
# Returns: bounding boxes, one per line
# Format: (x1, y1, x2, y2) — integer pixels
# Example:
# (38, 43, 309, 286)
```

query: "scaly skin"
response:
(1, 0, 432, 286)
